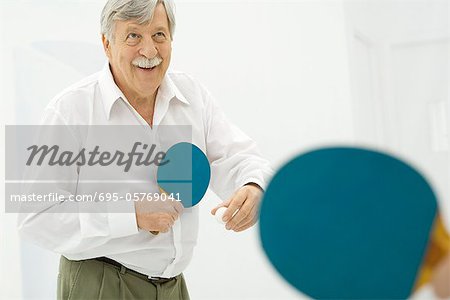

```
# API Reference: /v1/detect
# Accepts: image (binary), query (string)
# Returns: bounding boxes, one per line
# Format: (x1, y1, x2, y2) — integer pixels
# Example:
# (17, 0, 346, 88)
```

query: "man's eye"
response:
(127, 33, 140, 39)
(154, 32, 167, 40)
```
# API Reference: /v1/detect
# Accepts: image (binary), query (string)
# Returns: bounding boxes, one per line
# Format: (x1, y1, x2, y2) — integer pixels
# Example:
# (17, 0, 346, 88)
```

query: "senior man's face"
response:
(102, 3, 172, 100)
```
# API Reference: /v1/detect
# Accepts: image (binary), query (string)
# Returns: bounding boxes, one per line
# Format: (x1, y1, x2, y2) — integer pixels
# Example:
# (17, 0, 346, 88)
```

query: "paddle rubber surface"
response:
(157, 142, 210, 208)
(259, 147, 437, 299)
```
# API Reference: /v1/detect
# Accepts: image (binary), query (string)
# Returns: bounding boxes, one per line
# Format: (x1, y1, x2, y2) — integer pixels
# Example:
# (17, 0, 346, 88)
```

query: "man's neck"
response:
(109, 65, 158, 126)
(129, 94, 157, 127)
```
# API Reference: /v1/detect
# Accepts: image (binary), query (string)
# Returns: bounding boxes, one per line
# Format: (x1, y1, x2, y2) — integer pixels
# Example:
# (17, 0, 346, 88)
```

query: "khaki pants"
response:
(57, 256, 190, 300)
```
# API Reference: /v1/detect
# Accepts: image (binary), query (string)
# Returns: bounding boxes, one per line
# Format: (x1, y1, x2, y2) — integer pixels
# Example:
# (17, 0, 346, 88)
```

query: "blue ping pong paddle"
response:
(259, 147, 437, 299)
(149, 142, 210, 235)
(157, 142, 210, 208)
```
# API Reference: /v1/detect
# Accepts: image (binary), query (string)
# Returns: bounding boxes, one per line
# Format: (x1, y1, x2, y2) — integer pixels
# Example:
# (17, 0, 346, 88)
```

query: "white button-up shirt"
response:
(18, 63, 272, 278)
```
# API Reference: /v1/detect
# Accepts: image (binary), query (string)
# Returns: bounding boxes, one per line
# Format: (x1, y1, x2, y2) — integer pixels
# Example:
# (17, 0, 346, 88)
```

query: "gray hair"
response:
(101, 0, 176, 41)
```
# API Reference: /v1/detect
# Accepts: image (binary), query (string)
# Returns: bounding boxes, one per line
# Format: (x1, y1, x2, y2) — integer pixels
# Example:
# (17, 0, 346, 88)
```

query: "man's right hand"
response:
(134, 196, 184, 233)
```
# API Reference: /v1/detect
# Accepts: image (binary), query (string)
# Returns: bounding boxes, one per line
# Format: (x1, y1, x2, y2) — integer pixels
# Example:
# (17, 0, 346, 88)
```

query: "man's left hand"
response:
(211, 183, 263, 232)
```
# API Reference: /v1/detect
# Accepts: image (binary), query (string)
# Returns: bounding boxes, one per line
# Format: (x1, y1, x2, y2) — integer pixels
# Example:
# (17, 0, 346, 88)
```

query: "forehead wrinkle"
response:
(125, 25, 141, 31)
(154, 25, 169, 31)
(124, 23, 169, 35)
(124, 20, 148, 28)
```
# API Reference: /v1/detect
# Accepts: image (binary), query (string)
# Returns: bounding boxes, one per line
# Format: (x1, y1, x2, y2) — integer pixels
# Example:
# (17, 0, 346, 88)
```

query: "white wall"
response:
(1, 0, 352, 299)
(173, 1, 354, 168)
(343, 0, 450, 229)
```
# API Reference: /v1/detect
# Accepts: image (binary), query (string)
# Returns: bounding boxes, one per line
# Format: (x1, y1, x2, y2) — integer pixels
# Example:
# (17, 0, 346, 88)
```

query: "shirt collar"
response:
(158, 71, 190, 106)
(98, 62, 189, 120)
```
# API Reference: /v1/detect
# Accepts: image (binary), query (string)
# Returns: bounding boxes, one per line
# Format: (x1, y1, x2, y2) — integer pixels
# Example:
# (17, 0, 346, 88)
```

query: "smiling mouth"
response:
(137, 66, 156, 71)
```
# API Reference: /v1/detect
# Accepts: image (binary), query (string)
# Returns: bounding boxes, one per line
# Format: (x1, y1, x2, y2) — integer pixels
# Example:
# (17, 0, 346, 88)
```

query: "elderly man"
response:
(18, 0, 272, 299)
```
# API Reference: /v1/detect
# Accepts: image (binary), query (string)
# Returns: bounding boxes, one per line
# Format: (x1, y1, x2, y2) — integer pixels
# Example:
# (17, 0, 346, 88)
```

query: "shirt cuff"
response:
(107, 201, 139, 238)
(237, 177, 267, 192)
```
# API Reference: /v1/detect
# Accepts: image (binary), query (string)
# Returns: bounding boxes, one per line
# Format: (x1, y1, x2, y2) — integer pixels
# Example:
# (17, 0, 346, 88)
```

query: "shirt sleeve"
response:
(203, 89, 274, 201)
(17, 107, 138, 255)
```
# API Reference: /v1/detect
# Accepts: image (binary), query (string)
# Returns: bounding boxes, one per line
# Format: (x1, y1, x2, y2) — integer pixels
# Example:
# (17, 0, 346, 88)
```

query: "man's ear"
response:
(102, 34, 112, 59)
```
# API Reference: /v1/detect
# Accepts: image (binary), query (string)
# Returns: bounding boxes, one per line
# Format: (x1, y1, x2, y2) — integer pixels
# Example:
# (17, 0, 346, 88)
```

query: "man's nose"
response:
(139, 39, 158, 58)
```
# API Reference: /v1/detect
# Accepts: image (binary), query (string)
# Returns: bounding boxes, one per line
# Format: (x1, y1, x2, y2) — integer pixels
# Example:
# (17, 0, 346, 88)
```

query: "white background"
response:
(0, 0, 448, 299)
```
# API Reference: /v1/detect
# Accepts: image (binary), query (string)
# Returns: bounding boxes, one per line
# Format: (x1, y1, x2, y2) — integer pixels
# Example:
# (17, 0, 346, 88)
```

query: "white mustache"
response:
(132, 56, 163, 69)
